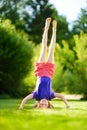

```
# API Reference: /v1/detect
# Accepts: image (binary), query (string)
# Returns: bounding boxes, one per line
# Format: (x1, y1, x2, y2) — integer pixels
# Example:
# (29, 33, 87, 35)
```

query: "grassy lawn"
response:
(0, 99, 87, 130)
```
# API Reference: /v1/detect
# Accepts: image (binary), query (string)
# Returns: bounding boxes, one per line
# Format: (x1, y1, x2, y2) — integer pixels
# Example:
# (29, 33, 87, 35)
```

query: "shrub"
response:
(0, 19, 33, 97)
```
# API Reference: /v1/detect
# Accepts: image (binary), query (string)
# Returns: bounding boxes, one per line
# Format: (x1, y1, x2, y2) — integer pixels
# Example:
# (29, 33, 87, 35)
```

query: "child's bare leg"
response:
(54, 93, 70, 109)
(19, 93, 33, 109)
(38, 17, 51, 63)
(47, 20, 57, 63)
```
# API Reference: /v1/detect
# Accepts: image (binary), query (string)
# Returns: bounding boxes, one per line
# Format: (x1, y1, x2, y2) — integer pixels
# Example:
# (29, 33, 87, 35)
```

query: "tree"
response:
(0, 0, 20, 23)
(52, 32, 87, 99)
(72, 6, 87, 35)
(57, 15, 69, 44)
(25, 0, 69, 44)
(0, 0, 69, 44)
(73, 32, 87, 99)
(0, 0, 29, 30)
(0, 19, 33, 97)
(52, 41, 75, 92)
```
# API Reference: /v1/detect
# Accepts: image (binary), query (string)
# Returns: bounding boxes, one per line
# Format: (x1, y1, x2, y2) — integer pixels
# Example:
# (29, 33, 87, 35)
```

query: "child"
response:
(19, 17, 70, 109)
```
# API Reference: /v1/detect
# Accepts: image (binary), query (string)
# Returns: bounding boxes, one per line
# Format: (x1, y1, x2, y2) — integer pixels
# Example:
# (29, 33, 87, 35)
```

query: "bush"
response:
(52, 32, 87, 99)
(52, 42, 75, 92)
(0, 19, 33, 97)
(23, 44, 41, 93)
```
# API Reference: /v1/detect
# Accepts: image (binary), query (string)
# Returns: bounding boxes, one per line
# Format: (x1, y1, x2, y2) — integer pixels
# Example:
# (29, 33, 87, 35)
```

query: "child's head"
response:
(34, 99, 54, 108)
(39, 99, 49, 108)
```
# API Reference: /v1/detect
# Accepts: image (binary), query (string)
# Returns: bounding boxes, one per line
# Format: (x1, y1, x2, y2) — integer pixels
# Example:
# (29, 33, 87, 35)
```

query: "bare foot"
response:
(45, 17, 51, 30)
(52, 20, 57, 31)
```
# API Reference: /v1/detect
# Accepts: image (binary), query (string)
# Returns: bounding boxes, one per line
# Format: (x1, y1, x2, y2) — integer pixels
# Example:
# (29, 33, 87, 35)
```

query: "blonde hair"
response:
(34, 101, 54, 108)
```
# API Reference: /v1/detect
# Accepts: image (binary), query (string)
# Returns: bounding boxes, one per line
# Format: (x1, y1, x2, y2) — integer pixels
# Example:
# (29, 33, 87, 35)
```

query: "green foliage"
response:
(73, 32, 87, 98)
(27, 0, 58, 43)
(26, 32, 87, 97)
(57, 16, 69, 43)
(52, 42, 75, 92)
(0, 0, 20, 23)
(23, 44, 41, 92)
(72, 7, 87, 34)
(0, 0, 87, 98)
(52, 32, 87, 99)
(0, 0, 69, 45)
(0, 19, 33, 97)
(23, 32, 87, 99)
(27, 0, 69, 44)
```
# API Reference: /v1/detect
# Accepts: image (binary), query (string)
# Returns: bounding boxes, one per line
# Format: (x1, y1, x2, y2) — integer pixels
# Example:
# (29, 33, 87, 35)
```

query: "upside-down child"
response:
(19, 17, 70, 109)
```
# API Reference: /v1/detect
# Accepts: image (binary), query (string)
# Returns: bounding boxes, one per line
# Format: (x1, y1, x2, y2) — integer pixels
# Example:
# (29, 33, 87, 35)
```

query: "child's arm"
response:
(19, 93, 33, 109)
(54, 93, 70, 109)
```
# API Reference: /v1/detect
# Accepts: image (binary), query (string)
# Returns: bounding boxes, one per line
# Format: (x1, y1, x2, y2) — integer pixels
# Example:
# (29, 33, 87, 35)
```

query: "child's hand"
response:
(66, 105, 70, 109)
(19, 105, 23, 110)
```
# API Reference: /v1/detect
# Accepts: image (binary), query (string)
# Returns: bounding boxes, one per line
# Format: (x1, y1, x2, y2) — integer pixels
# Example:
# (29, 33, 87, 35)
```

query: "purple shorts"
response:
(33, 76, 55, 101)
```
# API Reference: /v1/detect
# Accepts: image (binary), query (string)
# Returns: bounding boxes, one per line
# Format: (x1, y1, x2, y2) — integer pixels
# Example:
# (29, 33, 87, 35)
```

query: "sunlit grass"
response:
(0, 99, 87, 130)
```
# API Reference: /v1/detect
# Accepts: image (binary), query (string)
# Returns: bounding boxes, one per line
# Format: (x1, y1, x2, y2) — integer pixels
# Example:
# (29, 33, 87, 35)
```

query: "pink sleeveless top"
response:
(34, 62, 56, 78)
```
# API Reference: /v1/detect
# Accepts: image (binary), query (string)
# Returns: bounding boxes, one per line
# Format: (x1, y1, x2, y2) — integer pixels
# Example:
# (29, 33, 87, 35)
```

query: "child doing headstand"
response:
(19, 17, 70, 109)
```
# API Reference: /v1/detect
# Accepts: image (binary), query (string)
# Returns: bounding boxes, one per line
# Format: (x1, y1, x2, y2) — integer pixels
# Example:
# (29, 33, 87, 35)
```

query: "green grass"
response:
(0, 99, 87, 130)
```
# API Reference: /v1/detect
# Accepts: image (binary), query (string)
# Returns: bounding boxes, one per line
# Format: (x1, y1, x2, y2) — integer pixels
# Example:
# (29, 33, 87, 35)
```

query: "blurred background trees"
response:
(0, 19, 33, 97)
(0, 0, 87, 99)
(53, 32, 87, 99)
(0, 0, 69, 44)
(72, 7, 87, 35)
